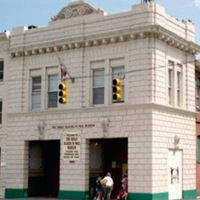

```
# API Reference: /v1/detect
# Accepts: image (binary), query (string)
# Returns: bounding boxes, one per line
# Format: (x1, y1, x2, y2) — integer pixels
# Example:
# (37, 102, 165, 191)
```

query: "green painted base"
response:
(58, 190, 89, 200)
(5, 189, 28, 198)
(128, 190, 196, 200)
(128, 192, 168, 200)
(4, 188, 196, 200)
(183, 189, 197, 199)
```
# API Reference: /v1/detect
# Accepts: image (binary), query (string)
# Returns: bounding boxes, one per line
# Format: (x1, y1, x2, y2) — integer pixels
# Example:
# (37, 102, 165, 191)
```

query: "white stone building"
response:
(0, 31, 9, 198)
(0, 1, 200, 200)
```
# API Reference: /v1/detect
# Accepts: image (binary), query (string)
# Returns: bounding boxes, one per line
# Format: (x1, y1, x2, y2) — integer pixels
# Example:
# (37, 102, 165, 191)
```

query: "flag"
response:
(58, 57, 68, 82)
(54, 46, 68, 82)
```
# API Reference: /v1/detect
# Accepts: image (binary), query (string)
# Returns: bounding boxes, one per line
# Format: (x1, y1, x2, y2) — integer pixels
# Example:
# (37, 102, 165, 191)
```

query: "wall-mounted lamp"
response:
(38, 120, 45, 140)
(102, 118, 110, 133)
(174, 135, 180, 149)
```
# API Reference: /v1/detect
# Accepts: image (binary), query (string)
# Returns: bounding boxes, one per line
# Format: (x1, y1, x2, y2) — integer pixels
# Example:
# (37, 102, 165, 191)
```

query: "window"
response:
(197, 78, 200, 109)
(48, 74, 58, 108)
(31, 76, 41, 109)
(198, 136, 200, 163)
(112, 67, 124, 103)
(0, 61, 3, 81)
(0, 101, 2, 124)
(168, 61, 174, 105)
(0, 147, 1, 174)
(167, 61, 183, 107)
(93, 69, 104, 105)
(176, 65, 182, 107)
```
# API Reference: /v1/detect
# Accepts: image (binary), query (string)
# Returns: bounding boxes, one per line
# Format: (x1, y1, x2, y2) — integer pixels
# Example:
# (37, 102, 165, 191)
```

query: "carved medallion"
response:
(51, 0, 104, 21)
(65, 7, 73, 18)
(77, 5, 86, 16)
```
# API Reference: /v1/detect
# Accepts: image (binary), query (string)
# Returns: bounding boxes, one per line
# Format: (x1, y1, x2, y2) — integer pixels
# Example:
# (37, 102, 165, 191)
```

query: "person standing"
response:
(102, 172, 114, 200)
(117, 187, 127, 200)
(95, 175, 103, 200)
(121, 175, 128, 192)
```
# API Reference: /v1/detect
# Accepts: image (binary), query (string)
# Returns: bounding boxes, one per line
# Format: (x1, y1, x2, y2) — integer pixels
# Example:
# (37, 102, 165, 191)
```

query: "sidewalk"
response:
(0, 198, 200, 200)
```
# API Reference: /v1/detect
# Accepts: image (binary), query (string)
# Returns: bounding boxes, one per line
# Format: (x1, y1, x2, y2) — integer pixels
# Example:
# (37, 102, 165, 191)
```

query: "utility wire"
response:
(2, 59, 199, 83)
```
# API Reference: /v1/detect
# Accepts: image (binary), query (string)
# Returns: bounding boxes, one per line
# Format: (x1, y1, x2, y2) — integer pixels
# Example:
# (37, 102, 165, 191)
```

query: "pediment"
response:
(51, 0, 104, 21)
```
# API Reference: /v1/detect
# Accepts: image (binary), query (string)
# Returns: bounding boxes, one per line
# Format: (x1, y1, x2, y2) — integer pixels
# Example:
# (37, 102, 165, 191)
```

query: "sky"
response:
(0, 0, 200, 56)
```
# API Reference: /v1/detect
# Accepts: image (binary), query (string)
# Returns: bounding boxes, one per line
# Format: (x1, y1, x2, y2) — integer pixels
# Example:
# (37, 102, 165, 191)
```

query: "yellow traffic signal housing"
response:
(112, 77, 122, 101)
(58, 82, 67, 104)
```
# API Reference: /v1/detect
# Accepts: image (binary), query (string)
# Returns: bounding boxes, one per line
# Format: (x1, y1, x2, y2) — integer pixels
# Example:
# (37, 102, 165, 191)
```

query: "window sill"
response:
(47, 107, 58, 110)
(112, 101, 124, 104)
(167, 104, 183, 109)
(92, 104, 105, 107)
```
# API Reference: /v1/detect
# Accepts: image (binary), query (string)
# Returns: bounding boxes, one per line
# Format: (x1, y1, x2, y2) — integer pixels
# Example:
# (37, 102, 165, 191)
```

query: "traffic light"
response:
(112, 76, 122, 101)
(58, 82, 67, 104)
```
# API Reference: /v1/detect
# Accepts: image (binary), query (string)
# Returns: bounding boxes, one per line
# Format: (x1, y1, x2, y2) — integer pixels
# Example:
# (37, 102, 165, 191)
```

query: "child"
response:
(117, 187, 127, 200)
(94, 176, 103, 200)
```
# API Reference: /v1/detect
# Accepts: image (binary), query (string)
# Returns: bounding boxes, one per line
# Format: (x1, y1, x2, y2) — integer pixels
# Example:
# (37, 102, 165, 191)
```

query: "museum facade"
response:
(0, 1, 200, 200)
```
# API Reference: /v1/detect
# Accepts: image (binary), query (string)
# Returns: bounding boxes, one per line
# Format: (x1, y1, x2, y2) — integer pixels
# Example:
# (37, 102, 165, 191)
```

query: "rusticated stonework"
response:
(51, 0, 104, 21)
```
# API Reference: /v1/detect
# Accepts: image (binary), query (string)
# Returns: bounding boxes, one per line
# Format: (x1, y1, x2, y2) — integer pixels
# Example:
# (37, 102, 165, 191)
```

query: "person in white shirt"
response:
(102, 172, 114, 200)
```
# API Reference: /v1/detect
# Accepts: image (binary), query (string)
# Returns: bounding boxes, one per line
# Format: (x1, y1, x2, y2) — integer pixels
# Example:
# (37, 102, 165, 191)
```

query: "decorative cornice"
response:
(51, 0, 104, 21)
(195, 60, 200, 71)
(7, 102, 196, 118)
(10, 25, 200, 58)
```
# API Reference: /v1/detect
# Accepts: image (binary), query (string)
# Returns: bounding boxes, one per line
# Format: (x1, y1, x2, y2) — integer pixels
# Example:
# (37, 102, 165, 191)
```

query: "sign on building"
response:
(62, 131, 81, 161)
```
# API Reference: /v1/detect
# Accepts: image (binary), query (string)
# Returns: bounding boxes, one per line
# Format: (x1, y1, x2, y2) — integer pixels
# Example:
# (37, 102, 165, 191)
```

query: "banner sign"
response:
(62, 131, 81, 161)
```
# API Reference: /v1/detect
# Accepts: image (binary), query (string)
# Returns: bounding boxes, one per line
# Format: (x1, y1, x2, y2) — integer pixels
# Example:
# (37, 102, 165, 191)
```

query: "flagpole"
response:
(53, 43, 75, 83)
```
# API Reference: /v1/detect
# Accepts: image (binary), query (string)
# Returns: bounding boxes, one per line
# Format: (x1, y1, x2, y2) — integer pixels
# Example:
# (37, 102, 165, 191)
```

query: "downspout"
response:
(22, 30, 26, 112)
(185, 21, 189, 110)
(81, 20, 85, 108)
(153, 2, 157, 103)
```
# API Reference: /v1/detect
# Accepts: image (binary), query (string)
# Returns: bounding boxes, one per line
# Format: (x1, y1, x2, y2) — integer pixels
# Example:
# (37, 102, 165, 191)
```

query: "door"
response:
(89, 138, 128, 199)
(168, 150, 182, 200)
(28, 140, 60, 197)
